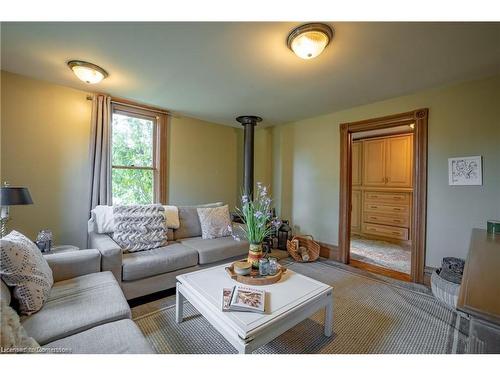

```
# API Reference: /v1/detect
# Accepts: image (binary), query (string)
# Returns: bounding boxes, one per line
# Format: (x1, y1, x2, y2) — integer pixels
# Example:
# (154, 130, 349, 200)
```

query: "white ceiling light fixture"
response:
(287, 23, 334, 60)
(67, 60, 108, 84)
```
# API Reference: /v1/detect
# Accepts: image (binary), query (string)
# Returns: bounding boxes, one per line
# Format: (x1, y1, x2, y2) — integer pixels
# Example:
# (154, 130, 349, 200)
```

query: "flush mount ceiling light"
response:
(287, 23, 334, 60)
(67, 60, 108, 84)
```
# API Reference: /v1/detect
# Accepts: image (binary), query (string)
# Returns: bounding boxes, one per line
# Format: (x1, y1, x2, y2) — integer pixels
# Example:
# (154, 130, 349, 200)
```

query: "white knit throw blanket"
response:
(113, 204, 168, 252)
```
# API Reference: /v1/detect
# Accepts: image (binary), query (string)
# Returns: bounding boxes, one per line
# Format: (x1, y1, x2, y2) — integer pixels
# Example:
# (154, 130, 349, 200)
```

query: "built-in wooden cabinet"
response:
(351, 141, 362, 186)
(351, 133, 413, 241)
(351, 189, 362, 234)
(362, 134, 413, 188)
(363, 190, 411, 240)
(362, 138, 386, 186)
(385, 135, 413, 187)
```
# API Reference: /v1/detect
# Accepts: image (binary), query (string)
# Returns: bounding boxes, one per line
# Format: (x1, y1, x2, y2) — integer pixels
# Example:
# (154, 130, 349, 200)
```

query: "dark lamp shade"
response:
(0, 187, 33, 206)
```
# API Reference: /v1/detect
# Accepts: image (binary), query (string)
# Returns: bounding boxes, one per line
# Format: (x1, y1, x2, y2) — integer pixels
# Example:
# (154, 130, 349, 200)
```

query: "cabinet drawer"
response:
(363, 213, 409, 228)
(364, 191, 410, 204)
(364, 202, 409, 215)
(362, 223, 409, 240)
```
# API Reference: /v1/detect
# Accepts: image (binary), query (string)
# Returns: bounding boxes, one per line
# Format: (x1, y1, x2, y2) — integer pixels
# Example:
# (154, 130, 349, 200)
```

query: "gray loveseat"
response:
(0, 249, 153, 354)
(89, 203, 249, 300)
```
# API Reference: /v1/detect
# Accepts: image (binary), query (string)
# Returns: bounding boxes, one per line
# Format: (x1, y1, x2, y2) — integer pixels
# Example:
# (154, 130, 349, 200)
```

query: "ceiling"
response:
(2, 22, 500, 126)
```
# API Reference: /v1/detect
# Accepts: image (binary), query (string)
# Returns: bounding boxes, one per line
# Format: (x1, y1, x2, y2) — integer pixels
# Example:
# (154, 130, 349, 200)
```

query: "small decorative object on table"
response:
(277, 220, 292, 250)
(221, 286, 266, 313)
(487, 220, 500, 235)
(233, 261, 252, 276)
(35, 229, 53, 252)
(226, 261, 286, 286)
(268, 257, 278, 275)
(236, 182, 280, 268)
(259, 258, 269, 276)
(287, 235, 320, 262)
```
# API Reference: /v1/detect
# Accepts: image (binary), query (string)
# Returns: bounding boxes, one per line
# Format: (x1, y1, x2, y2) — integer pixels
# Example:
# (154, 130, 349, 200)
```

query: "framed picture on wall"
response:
(448, 156, 482, 186)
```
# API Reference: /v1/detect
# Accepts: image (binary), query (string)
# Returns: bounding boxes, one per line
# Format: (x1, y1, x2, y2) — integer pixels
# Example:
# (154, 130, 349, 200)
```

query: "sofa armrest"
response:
(44, 249, 101, 282)
(89, 232, 123, 284)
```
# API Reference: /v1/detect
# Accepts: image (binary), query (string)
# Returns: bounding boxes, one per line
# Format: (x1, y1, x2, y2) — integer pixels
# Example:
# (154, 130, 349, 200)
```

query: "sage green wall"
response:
(1, 71, 93, 248)
(272, 75, 500, 267)
(1, 71, 241, 247)
(167, 115, 240, 208)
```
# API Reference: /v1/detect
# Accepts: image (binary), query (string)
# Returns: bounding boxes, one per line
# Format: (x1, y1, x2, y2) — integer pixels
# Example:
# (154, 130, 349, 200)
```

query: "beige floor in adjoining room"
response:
(350, 235, 411, 274)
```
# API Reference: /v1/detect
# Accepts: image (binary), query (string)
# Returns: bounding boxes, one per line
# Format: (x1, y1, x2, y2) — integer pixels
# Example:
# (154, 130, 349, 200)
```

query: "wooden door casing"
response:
(338, 109, 428, 284)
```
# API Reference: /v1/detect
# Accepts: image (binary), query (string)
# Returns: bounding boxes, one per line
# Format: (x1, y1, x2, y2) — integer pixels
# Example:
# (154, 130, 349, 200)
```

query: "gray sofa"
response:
(89, 204, 249, 300)
(0, 249, 153, 354)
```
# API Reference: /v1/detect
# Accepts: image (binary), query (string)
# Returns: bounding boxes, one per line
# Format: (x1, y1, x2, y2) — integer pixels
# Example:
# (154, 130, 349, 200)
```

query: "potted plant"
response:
(236, 183, 278, 268)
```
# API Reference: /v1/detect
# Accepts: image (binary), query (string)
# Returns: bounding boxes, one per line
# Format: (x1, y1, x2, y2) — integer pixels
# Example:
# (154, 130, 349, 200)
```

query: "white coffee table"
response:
(176, 263, 333, 354)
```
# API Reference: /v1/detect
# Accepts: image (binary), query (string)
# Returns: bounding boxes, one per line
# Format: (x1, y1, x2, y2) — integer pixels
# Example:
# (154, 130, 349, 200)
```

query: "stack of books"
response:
(222, 286, 266, 313)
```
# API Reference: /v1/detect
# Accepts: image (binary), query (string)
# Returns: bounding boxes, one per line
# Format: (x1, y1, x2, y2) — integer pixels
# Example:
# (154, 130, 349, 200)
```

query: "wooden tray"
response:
(225, 263, 287, 286)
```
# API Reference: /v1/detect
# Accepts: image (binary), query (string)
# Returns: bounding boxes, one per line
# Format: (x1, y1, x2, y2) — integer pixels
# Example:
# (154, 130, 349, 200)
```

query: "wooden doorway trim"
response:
(338, 109, 428, 283)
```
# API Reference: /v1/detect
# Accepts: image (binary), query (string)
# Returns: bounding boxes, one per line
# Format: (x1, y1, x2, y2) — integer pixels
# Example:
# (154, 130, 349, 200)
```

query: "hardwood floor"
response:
(349, 259, 411, 282)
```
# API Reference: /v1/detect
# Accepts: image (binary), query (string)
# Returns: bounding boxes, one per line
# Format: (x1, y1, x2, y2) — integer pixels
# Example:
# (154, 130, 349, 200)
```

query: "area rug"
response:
(350, 235, 411, 274)
(132, 260, 468, 354)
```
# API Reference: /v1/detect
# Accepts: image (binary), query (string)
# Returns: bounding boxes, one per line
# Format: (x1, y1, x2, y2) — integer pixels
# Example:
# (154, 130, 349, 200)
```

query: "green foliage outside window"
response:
(111, 113, 155, 205)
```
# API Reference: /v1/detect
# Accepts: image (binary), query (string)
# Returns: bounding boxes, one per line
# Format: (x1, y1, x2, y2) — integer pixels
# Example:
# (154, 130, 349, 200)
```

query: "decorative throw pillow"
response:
(91, 205, 115, 233)
(0, 299, 40, 352)
(175, 202, 224, 239)
(0, 231, 54, 315)
(197, 205, 232, 239)
(163, 205, 180, 229)
(113, 204, 168, 252)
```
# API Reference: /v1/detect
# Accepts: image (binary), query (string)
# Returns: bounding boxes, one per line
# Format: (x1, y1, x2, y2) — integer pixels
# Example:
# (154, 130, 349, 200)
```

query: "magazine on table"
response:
(221, 286, 266, 313)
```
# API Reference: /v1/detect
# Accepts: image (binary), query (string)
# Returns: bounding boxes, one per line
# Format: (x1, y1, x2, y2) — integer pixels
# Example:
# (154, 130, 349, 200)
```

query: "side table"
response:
(44, 245, 80, 254)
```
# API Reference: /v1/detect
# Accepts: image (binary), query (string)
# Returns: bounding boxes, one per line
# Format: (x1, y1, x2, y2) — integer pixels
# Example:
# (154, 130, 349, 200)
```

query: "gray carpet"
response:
(132, 260, 468, 354)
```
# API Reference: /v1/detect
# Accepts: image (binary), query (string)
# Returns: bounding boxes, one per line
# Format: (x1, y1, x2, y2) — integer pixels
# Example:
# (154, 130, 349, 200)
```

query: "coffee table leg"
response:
(176, 282, 184, 323)
(237, 345, 251, 354)
(324, 294, 333, 337)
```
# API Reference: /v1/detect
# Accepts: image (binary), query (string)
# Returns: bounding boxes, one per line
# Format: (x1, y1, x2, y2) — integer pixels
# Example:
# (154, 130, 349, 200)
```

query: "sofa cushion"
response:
(21, 271, 130, 345)
(174, 202, 224, 240)
(43, 319, 154, 354)
(122, 243, 198, 281)
(180, 236, 248, 264)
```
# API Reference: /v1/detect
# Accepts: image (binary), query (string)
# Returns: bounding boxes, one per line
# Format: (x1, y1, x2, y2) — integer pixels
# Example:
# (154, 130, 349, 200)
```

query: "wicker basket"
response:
(287, 235, 320, 262)
(431, 269, 460, 309)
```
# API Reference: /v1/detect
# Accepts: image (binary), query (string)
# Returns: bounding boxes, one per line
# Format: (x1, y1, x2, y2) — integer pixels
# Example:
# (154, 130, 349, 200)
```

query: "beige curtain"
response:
(89, 94, 112, 210)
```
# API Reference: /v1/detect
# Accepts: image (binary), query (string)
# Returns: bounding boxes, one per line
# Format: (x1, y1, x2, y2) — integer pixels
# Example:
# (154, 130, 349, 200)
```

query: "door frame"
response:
(338, 109, 428, 283)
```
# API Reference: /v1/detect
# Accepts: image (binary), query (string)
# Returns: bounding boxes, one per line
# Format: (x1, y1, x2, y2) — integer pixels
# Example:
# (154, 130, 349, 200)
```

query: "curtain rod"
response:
(86, 94, 170, 116)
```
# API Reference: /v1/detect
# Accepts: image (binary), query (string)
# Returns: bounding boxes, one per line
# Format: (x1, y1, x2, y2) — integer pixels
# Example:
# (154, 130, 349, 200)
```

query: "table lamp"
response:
(0, 182, 33, 238)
